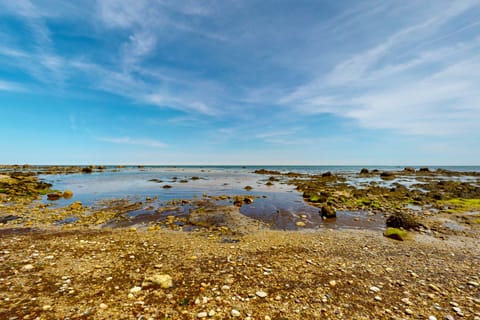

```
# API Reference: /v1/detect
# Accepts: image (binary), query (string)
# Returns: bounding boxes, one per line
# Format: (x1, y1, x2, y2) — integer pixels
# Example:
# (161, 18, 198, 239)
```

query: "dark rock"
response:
(81, 167, 93, 173)
(244, 186, 253, 191)
(403, 167, 415, 173)
(47, 193, 62, 201)
(191, 176, 200, 180)
(360, 168, 369, 174)
(0, 215, 21, 224)
(380, 171, 395, 179)
(254, 169, 281, 175)
(419, 167, 430, 172)
(320, 205, 336, 218)
(386, 212, 419, 230)
(322, 171, 332, 177)
(162, 185, 172, 189)
(265, 181, 274, 186)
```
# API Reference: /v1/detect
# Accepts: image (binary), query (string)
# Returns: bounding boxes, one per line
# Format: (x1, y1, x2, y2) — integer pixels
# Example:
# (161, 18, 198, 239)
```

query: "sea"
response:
(38, 165, 480, 230)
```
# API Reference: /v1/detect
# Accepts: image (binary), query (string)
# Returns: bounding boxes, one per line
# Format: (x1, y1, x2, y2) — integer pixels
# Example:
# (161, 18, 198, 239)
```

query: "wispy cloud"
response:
(97, 136, 167, 148)
(280, 0, 480, 136)
(0, 80, 25, 92)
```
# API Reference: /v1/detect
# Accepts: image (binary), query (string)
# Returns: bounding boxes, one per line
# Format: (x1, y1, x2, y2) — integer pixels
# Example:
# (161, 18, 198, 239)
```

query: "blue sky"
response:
(1, 0, 479, 165)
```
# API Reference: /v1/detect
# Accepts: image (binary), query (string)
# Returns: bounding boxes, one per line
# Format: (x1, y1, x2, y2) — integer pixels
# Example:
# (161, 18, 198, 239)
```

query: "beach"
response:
(1, 165, 479, 319)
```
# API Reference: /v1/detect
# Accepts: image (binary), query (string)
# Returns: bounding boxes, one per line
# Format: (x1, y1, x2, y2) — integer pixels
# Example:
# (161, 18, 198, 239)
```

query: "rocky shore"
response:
(0, 166, 479, 319)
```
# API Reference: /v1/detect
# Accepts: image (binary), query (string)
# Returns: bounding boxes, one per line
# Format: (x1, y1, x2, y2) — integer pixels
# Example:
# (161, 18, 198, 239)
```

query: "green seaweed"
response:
(439, 198, 480, 212)
(384, 227, 409, 241)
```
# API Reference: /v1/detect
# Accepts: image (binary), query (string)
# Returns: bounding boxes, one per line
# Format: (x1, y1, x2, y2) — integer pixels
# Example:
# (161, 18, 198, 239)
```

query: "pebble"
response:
(129, 286, 142, 294)
(374, 296, 382, 301)
(143, 274, 173, 289)
(369, 286, 381, 293)
(99, 303, 108, 309)
(428, 284, 441, 292)
(404, 308, 413, 315)
(221, 285, 230, 291)
(208, 310, 216, 317)
(295, 221, 306, 227)
(42, 305, 52, 311)
(22, 264, 34, 271)
(256, 291, 268, 298)
(231, 309, 241, 317)
(452, 306, 463, 316)
(467, 281, 479, 287)
(428, 316, 437, 320)
(197, 312, 207, 318)
(329, 280, 337, 287)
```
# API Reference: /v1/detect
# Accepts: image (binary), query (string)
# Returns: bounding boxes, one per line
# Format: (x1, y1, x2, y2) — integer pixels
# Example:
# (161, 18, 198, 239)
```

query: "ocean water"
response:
(38, 165, 480, 230)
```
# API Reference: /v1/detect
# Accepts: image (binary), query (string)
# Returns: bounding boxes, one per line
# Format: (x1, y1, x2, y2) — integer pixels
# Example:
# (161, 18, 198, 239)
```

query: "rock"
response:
(162, 185, 172, 189)
(129, 286, 142, 294)
(197, 312, 207, 318)
(452, 306, 463, 316)
(81, 167, 93, 173)
(47, 193, 62, 201)
(42, 305, 52, 311)
(428, 284, 441, 292)
(99, 303, 108, 309)
(63, 190, 73, 199)
(320, 205, 336, 218)
(386, 212, 419, 230)
(383, 228, 409, 241)
(256, 291, 268, 298)
(296, 221, 306, 227)
(404, 167, 415, 173)
(244, 185, 253, 191)
(142, 274, 173, 289)
(374, 295, 382, 301)
(243, 196, 254, 204)
(467, 281, 479, 287)
(208, 310, 216, 317)
(231, 309, 241, 317)
(329, 280, 337, 287)
(380, 171, 395, 179)
(369, 286, 381, 293)
(404, 308, 413, 315)
(322, 171, 332, 177)
(22, 264, 34, 271)
(68, 201, 83, 210)
(419, 167, 430, 172)
(360, 168, 369, 174)
(428, 316, 437, 320)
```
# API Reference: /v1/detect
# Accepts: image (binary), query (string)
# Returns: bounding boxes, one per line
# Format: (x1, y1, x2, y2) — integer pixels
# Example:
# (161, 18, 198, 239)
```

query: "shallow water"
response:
(39, 166, 480, 230)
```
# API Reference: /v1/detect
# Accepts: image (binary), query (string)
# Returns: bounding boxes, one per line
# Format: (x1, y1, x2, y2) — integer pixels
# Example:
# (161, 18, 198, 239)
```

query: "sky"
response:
(1, 0, 479, 165)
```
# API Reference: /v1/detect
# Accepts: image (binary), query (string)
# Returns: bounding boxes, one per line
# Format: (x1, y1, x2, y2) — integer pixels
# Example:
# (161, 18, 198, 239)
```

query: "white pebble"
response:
(231, 309, 241, 317)
(256, 291, 268, 298)
(197, 312, 207, 318)
(369, 286, 381, 293)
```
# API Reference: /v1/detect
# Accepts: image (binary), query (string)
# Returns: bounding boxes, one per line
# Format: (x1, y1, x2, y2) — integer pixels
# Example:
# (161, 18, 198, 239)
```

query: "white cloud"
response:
(0, 80, 25, 92)
(97, 136, 167, 148)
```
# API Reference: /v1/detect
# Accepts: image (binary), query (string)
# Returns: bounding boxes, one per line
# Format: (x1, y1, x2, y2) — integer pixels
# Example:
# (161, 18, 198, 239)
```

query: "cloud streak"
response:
(97, 136, 167, 148)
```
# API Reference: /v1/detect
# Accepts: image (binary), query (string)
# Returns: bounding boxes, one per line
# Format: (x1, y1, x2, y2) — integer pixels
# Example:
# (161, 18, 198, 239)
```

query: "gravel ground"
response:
(1, 227, 479, 319)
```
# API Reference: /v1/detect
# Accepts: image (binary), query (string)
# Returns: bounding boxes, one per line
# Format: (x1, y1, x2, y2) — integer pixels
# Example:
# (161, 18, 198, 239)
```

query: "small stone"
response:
(256, 291, 268, 298)
(404, 308, 413, 315)
(374, 296, 382, 301)
(129, 286, 142, 294)
(197, 312, 207, 318)
(99, 303, 108, 309)
(329, 280, 337, 287)
(452, 306, 463, 316)
(428, 316, 437, 320)
(231, 309, 241, 317)
(221, 285, 230, 291)
(445, 315, 455, 320)
(42, 305, 52, 311)
(22, 264, 34, 271)
(265, 316, 271, 320)
(142, 274, 173, 289)
(369, 286, 381, 293)
(467, 281, 479, 287)
(208, 310, 216, 317)
(295, 221, 306, 227)
(428, 284, 441, 292)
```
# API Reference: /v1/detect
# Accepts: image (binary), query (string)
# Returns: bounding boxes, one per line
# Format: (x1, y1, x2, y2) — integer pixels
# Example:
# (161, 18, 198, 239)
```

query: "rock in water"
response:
(63, 190, 74, 199)
(321, 205, 336, 218)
